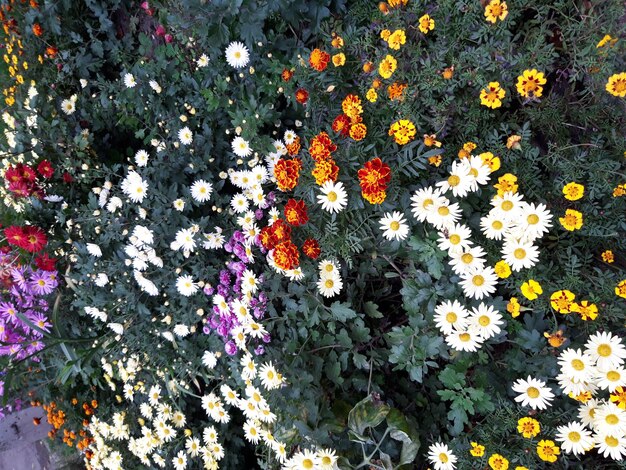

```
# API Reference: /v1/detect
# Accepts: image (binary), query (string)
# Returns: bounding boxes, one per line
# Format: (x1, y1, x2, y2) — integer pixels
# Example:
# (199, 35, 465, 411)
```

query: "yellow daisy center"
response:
(568, 431, 581, 442)
(449, 234, 461, 245)
(514, 248, 526, 259)
(303, 459, 314, 469)
(446, 312, 457, 323)
(598, 344, 612, 357)
(439, 453, 449, 463)
(606, 414, 619, 425)
(501, 200, 514, 211)
(461, 253, 474, 264)
(478, 315, 490, 327)
(492, 220, 503, 230)
(423, 198, 434, 208)
(472, 275, 485, 286)
(390, 221, 400, 231)
(572, 359, 585, 371)
(448, 175, 460, 187)
(327, 191, 338, 202)
(325, 279, 334, 289)
(527, 214, 539, 225)
(607, 371, 621, 382)
(527, 386, 540, 398)
(438, 206, 450, 216)
(606, 436, 619, 447)
(459, 333, 471, 342)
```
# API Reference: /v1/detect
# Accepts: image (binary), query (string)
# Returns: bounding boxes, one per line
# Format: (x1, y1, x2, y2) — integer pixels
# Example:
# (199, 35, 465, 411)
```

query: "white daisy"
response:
(317, 272, 343, 298)
(462, 155, 491, 191)
(511, 376, 555, 410)
(230, 194, 249, 213)
(469, 302, 503, 340)
(178, 126, 193, 145)
(480, 210, 511, 240)
(427, 442, 457, 470)
(134, 149, 149, 167)
(558, 348, 596, 385)
(317, 180, 348, 214)
(176, 275, 198, 296)
(448, 246, 487, 276)
(120, 170, 149, 203)
(317, 448, 337, 470)
(585, 332, 626, 370)
(202, 351, 218, 369)
(225, 41, 250, 68)
(597, 366, 626, 392)
(86, 243, 103, 257)
(171, 228, 196, 252)
(556, 372, 592, 397)
(445, 329, 484, 352)
(555, 421, 594, 456)
(232, 136, 252, 157)
(596, 433, 626, 460)
(594, 402, 626, 438)
(459, 265, 498, 300)
(241, 269, 259, 294)
(243, 420, 261, 444)
(318, 259, 340, 278)
(433, 300, 470, 336)
(173, 198, 185, 211)
(379, 211, 410, 241)
(502, 239, 540, 272)
(578, 399, 601, 428)
(436, 223, 473, 254)
(436, 160, 473, 197)
(95, 273, 109, 287)
(510, 202, 553, 241)
(283, 130, 296, 144)
(490, 191, 524, 222)
(197, 54, 209, 68)
(410, 186, 442, 222)
(123, 73, 136, 88)
(172, 450, 187, 470)
(60, 98, 76, 115)
(190, 179, 213, 202)
(427, 198, 462, 230)
(186, 437, 201, 457)
(259, 363, 282, 390)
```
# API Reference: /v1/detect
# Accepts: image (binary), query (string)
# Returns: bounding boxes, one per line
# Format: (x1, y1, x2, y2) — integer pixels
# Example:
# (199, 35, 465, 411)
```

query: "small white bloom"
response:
(225, 41, 250, 68)
(176, 274, 198, 296)
(190, 179, 213, 202)
(197, 54, 209, 68)
(173, 199, 185, 211)
(86, 243, 103, 257)
(134, 149, 150, 167)
(149, 80, 162, 93)
(178, 126, 193, 145)
(123, 73, 137, 88)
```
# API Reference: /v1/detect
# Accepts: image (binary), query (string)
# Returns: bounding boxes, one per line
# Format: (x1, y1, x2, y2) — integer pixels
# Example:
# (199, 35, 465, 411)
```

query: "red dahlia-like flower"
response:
(358, 157, 391, 194)
(331, 114, 351, 137)
(273, 240, 299, 270)
(302, 238, 321, 259)
(259, 219, 292, 250)
(37, 160, 54, 178)
(295, 89, 309, 104)
(35, 253, 57, 271)
(21, 226, 48, 252)
(284, 199, 309, 226)
(309, 48, 330, 72)
(4, 226, 26, 248)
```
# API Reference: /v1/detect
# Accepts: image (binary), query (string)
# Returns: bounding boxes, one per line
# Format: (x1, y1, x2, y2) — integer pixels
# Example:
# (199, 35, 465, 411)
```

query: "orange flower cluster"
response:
(282, 68, 293, 81)
(43, 402, 66, 434)
(286, 135, 301, 156)
(302, 238, 321, 259)
(309, 48, 330, 72)
(274, 158, 303, 191)
(332, 94, 367, 141)
(309, 132, 339, 185)
(260, 219, 291, 250)
(273, 239, 300, 270)
(284, 199, 309, 226)
(387, 82, 407, 101)
(357, 157, 391, 204)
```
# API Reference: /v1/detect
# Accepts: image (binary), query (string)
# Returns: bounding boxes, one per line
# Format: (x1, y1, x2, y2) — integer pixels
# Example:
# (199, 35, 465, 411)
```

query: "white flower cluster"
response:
(120, 170, 149, 204)
(435, 300, 503, 352)
(281, 448, 338, 470)
(316, 259, 342, 298)
(124, 225, 162, 296)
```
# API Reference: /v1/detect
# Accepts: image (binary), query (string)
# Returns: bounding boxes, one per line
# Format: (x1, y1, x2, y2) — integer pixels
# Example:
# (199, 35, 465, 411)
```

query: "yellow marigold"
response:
(494, 173, 518, 197)
(428, 155, 442, 167)
(331, 34, 344, 48)
(366, 88, 378, 103)
(506, 134, 522, 150)
(442, 66, 454, 79)
(387, 29, 406, 50)
(614, 184, 626, 197)
(494, 260, 512, 279)
(363, 61, 374, 73)
(602, 250, 614, 263)
(342, 94, 363, 119)
(349, 123, 367, 141)
(478, 151, 501, 172)
(571, 300, 598, 321)
(606, 72, 626, 98)
(480, 81, 506, 108)
(516, 69, 547, 98)
(488, 453, 509, 470)
(517, 417, 540, 438)
(562, 182, 584, 201)
(536, 440, 560, 463)
(515, 467, 530, 470)
(418, 14, 435, 34)
(485, 0, 508, 23)
(597, 34, 613, 48)
(388, 119, 416, 145)
(380, 29, 391, 41)
(610, 386, 626, 409)
(544, 330, 566, 347)
(559, 208, 583, 231)
(387, 82, 407, 101)
(388, 0, 408, 7)
(616, 280, 626, 299)
(507, 297, 521, 318)
(550, 289, 576, 313)
(458, 142, 477, 159)
(521, 279, 542, 300)
(332, 53, 346, 67)
(423, 134, 441, 147)
(470, 442, 485, 457)
(378, 54, 397, 79)
(372, 77, 382, 89)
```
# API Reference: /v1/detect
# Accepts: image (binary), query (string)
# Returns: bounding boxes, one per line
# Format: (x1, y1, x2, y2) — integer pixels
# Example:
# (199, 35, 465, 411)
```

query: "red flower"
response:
(302, 238, 321, 259)
(62, 172, 74, 183)
(35, 253, 57, 271)
(274, 158, 303, 192)
(20, 164, 37, 181)
(273, 240, 299, 270)
(295, 89, 309, 104)
(8, 180, 33, 198)
(358, 157, 392, 205)
(37, 160, 54, 178)
(309, 48, 331, 72)
(284, 199, 309, 226)
(282, 69, 293, 82)
(4, 165, 22, 183)
(332, 114, 351, 137)
(4, 226, 26, 248)
(259, 219, 292, 250)
(21, 226, 48, 252)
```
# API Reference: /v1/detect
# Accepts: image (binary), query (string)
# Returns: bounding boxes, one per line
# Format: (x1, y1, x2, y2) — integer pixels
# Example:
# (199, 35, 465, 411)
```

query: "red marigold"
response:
(309, 132, 337, 162)
(35, 253, 57, 271)
(32, 23, 43, 36)
(260, 219, 292, 250)
(37, 160, 54, 178)
(286, 136, 301, 156)
(309, 48, 330, 72)
(274, 158, 303, 191)
(282, 69, 293, 81)
(302, 238, 321, 259)
(312, 158, 339, 186)
(62, 172, 74, 183)
(295, 88, 309, 104)
(331, 114, 351, 137)
(22, 226, 48, 252)
(284, 199, 309, 226)
(358, 158, 391, 204)
(45, 46, 58, 57)
(363, 190, 387, 204)
(349, 122, 367, 141)
(273, 240, 299, 270)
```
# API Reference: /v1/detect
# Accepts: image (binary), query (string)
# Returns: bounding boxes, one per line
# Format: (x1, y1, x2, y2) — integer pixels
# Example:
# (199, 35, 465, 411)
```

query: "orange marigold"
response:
(332, 114, 351, 137)
(284, 199, 309, 226)
(302, 238, 321, 259)
(387, 82, 407, 101)
(342, 94, 363, 119)
(309, 48, 330, 72)
(274, 158, 303, 191)
(32, 23, 43, 36)
(349, 122, 367, 141)
(312, 158, 339, 185)
(260, 219, 292, 250)
(295, 88, 308, 104)
(273, 240, 300, 270)
(286, 136, 301, 156)
(282, 69, 294, 81)
(358, 157, 391, 204)
(309, 132, 337, 162)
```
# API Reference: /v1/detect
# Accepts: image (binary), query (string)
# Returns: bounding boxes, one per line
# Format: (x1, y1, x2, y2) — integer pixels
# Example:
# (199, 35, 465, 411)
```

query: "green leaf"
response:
(330, 301, 358, 322)
(364, 301, 384, 318)
(347, 395, 390, 435)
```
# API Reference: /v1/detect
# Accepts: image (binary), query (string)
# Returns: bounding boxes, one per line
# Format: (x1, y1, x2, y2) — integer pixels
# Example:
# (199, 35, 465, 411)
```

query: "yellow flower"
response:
(516, 69, 547, 98)
(428, 155, 443, 167)
(423, 134, 441, 147)
(458, 142, 477, 159)
(544, 330, 566, 347)
(517, 417, 540, 438)
(480, 81, 506, 108)
(597, 34, 613, 48)
(507, 297, 521, 318)
(366, 88, 378, 103)
(387, 29, 406, 50)
(616, 280, 626, 299)
(559, 209, 583, 231)
(494, 173, 518, 197)
(488, 453, 509, 470)
(521, 279, 542, 300)
(378, 54, 397, 79)
(602, 250, 614, 263)
(606, 73, 626, 98)
(610, 386, 626, 409)
(550, 289, 576, 313)
(571, 300, 598, 321)
(418, 14, 435, 34)
(470, 442, 485, 457)
(515, 467, 530, 470)
(478, 151, 501, 172)
(485, 0, 508, 23)
(562, 182, 584, 201)
(442, 66, 454, 79)
(332, 53, 346, 67)
(536, 439, 560, 463)
(494, 260, 512, 279)
(380, 29, 391, 41)
(388, 119, 416, 145)
(506, 134, 522, 150)
(331, 34, 344, 48)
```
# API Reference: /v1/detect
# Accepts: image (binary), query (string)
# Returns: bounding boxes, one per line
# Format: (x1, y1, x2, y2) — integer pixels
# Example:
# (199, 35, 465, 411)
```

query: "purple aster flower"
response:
(28, 271, 56, 295)
(232, 231, 245, 243)
(10, 267, 29, 291)
(202, 325, 211, 335)
(203, 285, 215, 296)
(0, 302, 19, 325)
(28, 311, 51, 333)
(224, 340, 237, 355)
(262, 333, 271, 343)
(217, 285, 228, 297)
(254, 345, 265, 355)
(258, 292, 268, 304)
(255, 209, 264, 220)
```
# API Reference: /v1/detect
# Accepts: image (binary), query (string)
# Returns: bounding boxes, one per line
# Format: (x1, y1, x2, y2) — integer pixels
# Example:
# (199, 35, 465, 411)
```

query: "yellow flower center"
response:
(448, 175, 460, 187)
(303, 459, 314, 469)
(446, 312, 457, 323)
(439, 453, 449, 463)
(234, 51, 241, 59)
(606, 414, 619, 425)
(423, 198, 433, 208)
(469, 168, 478, 177)
(472, 275, 485, 286)
(490, 5, 503, 16)
(608, 371, 621, 382)
(390, 221, 400, 231)
(449, 234, 461, 245)
(568, 431, 581, 442)
(492, 220, 503, 230)
(527, 387, 540, 398)
(527, 214, 539, 225)
(461, 253, 474, 264)
(501, 200, 514, 211)
(478, 315, 490, 327)
(325, 279, 334, 289)
(459, 333, 471, 342)
(321, 457, 331, 465)
(325, 265, 334, 273)
(572, 359, 585, 371)
(614, 80, 626, 93)
(598, 344, 612, 357)
(514, 248, 526, 259)
(606, 436, 619, 447)
(327, 191, 337, 202)
(438, 206, 450, 216)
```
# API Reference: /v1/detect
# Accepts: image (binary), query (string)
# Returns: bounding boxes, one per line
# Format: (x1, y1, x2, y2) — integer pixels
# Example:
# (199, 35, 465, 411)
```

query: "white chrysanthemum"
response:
(259, 362, 282, 390)
(434, 300, 470, 336)
(317, 271, 343, 298)
(225, 41, 250, 68)
(379, 211, 409, 241)
(427, 442, 457, 470)
(134, 149, 149, 167)
(120, 170, 148, 203)
(578, 399, 600, 428)
(132, 225, 154, 247)
(173, 324, 190, 337)
(445, 328, 484, 352)
(171, 228, 196, 252)
(176, 275, 198, 296)
(480, 209, 511, 240)
(203, 231, 226, 250)
(149, 80, 162, 93)
(511, 376, 555, 410)
(462, 155, 491, 191)
(185, 437, 201, 458)
(84, 306, 107, 322)
(230, 194, 249, 213)
(491, 191, 524, 222)
(95, 273, 109, 287)
(595, 402, 626, 438)
(469, 303, 503, 340)
(283, 130, 296, 144)
(555, 421, 594, 456)
(202, 351, 218, 369)
(318, 259, 340, 278)
(437, 223, 473, 254)
(510, 202, 553, 241)
(286, 450, 320, 470)
(86, 243, 103, 257)
(502, 239, 540, 272)
(61, 98, 76, 115)
(317, 181, 348, 214)
(597, 366, 626, 392)
(108, 322, 123, 335)
(240, 354, 257, 380)
(197, 54, 209, 68)
(190, 179, 213, 202)
(558, 348, 596, 385)
(123, 73, 136, 88)
(106, 196, 123, 213)
(427, 198, 462, 230)
(459, 265, 498, 300)
(410, 186, 443, 223)
(173, 198, 185, 211)
(448, 246, 487, 276)
(585, 332, 626, 370)
(436, 161, 473, 197)
(178, 126, 193, 145)
(243, 420, 261, 444)
(596, 433, 626, 460)
(232, 136, 252, 157)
